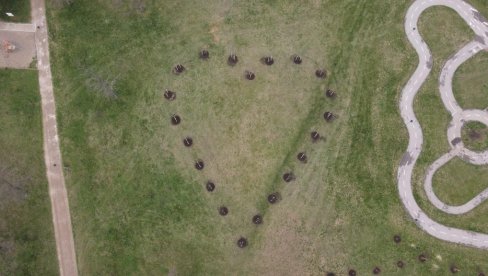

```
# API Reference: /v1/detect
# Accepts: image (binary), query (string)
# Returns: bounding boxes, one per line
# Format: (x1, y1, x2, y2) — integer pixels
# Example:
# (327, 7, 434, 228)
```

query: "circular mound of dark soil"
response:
(348, 269, 357, 276)
(252, 214, 263, 225)
(326, 273, 335, 276)
(228, 54, 238, 66)
(237, 237, 248, 248)
(164, 89, 176, 101)
(373, 267, 381, 274)
(206, 181, 215, 192)
(199, 49, 209, 59)
(450, 265, 459, 274)
(267, 192, 280, 204)
(171, 114, 181, 125)
(326, 89, 336, 98)
(311, 131, 320, 142)
(173, 64, 186, 74)
(262, 56, 274, 65)
(297, 152, 307, 163)
(315, 69, 327, 79)
(397, 260, 405, 268)
(479, 272, 486, 276)
(195, 159, 204, 170)
(282, 172, 295, 182)
(324, 111, 335, 122)
(418, 254, 427, 262)
(219, 206, 228, 216)
(183, 137, 193, 147)
(393, 235, 401, 244)
(292, 55, 302, 64)
(245, 70, 255, 80)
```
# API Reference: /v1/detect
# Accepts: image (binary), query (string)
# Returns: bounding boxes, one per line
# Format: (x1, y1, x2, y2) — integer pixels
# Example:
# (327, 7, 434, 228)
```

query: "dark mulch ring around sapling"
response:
(218, 206, 229, 216)
(397, 260, 405, 268)
(282, 172, 295, 182)
(292, 54, 302, 64)
(325, 89, 336, 98)
(183, 137, 193, 147)
(252, 214, 263, 225)
(324, 111, 335, 122)
(311, 131, 321, 142)
(199, 49, 209, 59)
(267, 192, 281, 204)
(418, 254, 427, 262)
(195, 159, 205, 170)
(297, 152, 307, 163)
(393, 234, 401, 244)
(164, 89, 176, 101)
(206, 181, 215, 192)
(171, 114, 181, 125)
(245, 70, 255, 80)
(237, 237, 248, 248)
(228, 54, 238, 66)
(173, 64, 186, 74)
(315, 69, 327, 78)
(261, 56, 274, 65)
(348, 269, 357, 276)
(373, 267, 381, 274)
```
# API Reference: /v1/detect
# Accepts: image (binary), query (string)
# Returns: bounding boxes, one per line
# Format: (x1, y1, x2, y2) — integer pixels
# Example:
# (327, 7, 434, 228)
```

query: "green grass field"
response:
(0, 70, 57, 275)
(0, 0, 30, 22)
(44, 0, 488, 275)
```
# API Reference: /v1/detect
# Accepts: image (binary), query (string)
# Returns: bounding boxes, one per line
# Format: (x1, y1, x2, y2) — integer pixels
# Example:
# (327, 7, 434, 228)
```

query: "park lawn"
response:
(46, 0, 488, 275)
(0, 69, 58, 275)
(453, 51, 488, 110)
(0, 0, 30, 22)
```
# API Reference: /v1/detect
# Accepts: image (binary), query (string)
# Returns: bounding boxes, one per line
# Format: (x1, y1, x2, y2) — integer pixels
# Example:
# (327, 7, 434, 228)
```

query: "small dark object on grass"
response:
(195, 159, 204, 170)
(292, 55, 302, 64)
(326, 273, 335, 276)
(450, 265, 459, 274)
(262, 56, 274, 65)
(206, 181, 215, 192)
(393, 235, 401, 243)
(373, 267, 381, 274)
(326, 89, 336, 98)
(219, 206, 228, 216)
(173, 64, 185, 74)
(283, 172, 295, 182)
(171, 114, 181, 125)
(164, 89, 176, 101)
(418, 254, 427, 262)
(348, 269, 357, 276)
(183, 137, 193, 147)
(397, 260, 405, 268)
(245, 70, 255, 80)
(311, 131, 320, 142)
(252, 215, 263, 225)
(237, 237, 248, 248)
(324, 112, 335, 122)
(200, 49, 209, 59)
(267, 192, 280, 204)
(297, 152, 307, 163)
(228, 54, 238, 65)
(315, 69, 327, 78)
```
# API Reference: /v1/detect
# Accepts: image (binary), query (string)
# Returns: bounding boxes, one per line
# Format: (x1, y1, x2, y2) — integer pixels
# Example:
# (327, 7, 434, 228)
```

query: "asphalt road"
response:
(31, 0, 78, 274)
(399, 0, 488, 249)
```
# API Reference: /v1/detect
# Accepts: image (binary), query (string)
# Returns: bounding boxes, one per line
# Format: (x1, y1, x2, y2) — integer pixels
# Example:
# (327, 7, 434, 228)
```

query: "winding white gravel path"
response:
(399, 0, 488, 249)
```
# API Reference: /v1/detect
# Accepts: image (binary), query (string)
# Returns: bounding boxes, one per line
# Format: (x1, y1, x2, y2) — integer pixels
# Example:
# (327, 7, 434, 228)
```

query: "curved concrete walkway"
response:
(399, 0, 488, 250)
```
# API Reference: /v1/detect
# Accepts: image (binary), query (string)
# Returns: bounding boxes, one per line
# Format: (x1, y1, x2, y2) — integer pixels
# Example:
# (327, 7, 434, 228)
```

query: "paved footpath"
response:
(399, 0, 488, 250)
(31, 0, 78, 274)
